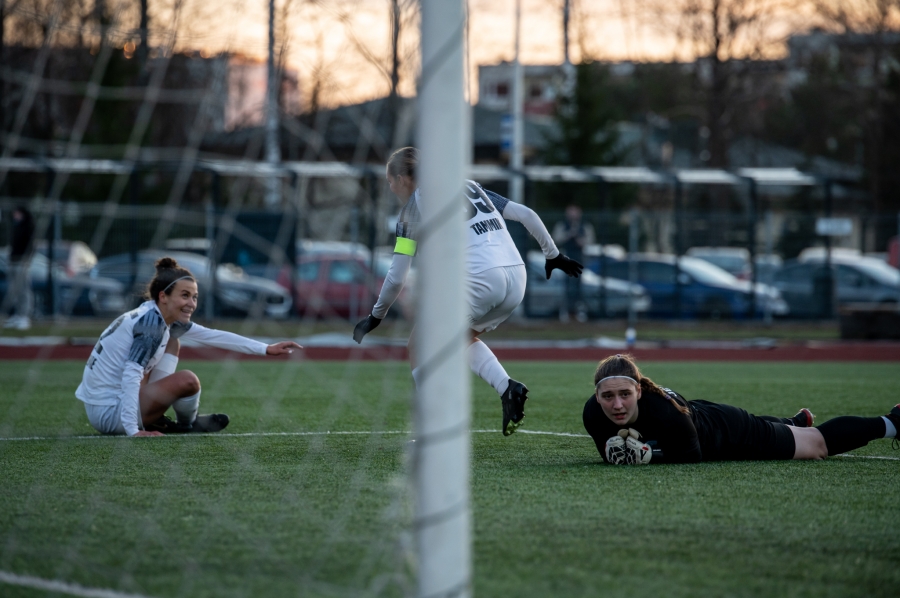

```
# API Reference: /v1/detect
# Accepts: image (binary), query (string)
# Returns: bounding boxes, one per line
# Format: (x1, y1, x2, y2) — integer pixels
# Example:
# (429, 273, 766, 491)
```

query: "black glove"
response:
(545, 254, 583, 279)
(353, 314, 382, 344)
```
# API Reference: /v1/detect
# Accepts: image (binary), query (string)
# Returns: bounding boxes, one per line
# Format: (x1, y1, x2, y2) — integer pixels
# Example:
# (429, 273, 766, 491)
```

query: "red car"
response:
(277, 253, 411, 319)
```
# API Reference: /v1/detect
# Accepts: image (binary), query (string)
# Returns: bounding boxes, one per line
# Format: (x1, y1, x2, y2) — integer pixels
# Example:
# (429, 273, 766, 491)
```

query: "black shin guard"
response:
(816, 416, 886, 456)
(759, 415, 792, 425)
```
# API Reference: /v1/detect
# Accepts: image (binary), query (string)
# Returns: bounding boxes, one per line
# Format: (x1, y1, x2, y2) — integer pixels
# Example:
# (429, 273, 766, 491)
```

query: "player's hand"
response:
(604, 435, 629, 465)
(625, 436, 653, 464)
(267, 341, 302, 356)
(545, 254, 583, 279)
(134, 430, 164, 437)
(353, 314, 382, 344)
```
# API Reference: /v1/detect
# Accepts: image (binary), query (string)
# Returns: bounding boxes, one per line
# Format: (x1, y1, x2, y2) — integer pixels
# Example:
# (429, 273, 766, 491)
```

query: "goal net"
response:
(0, 0, 470, 596)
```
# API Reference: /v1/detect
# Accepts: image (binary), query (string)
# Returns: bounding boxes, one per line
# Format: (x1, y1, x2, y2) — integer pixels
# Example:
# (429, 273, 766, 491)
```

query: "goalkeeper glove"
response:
(625, 435, 653, 465)
(352, 314, 382, 344)
(606, 429, 654, 465)
(604, 434, 629, 465)
(545, 254, 583, 279)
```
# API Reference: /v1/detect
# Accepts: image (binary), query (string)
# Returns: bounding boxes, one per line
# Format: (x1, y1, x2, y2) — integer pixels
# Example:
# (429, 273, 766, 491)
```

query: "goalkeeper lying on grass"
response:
(583, 354, 900, 464)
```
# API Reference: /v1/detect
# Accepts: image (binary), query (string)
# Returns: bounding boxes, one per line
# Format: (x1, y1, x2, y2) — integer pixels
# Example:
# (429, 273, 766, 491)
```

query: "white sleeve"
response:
(502, 201, 560, 259)
(371, 253, 412, 320)
(181, 322, 269, 355)
(119, 361, 144, 436)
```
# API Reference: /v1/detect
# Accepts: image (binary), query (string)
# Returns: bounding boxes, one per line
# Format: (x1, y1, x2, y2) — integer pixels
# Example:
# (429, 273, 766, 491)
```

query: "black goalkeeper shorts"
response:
(691, 400, 796, 461)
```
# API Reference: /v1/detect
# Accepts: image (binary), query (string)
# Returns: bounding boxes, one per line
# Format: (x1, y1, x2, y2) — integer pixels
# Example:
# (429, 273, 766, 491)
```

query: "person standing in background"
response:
(5, 206, 35, 330)
(552, 205, 595, 322)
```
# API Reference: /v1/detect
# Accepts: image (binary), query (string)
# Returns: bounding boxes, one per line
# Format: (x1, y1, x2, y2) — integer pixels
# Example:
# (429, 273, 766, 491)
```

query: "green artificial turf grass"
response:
(1, 360, 898, 598)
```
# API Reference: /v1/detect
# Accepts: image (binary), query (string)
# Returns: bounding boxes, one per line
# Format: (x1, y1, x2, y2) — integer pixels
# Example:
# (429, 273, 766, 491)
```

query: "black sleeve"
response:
(645, 392, 703, 464)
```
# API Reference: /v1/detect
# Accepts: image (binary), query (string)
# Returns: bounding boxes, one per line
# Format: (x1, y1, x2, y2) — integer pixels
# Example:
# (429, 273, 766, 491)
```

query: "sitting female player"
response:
(76, 257, 302, 437)
(583, 354, 900, 464)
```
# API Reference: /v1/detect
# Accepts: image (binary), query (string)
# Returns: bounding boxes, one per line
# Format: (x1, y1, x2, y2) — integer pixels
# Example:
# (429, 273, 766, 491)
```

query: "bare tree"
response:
(640, 0, 797, 168)
(810, 0, 900, 212)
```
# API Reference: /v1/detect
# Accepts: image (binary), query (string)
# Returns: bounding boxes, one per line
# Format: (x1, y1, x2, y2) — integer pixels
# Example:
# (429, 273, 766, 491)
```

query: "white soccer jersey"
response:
(76, 301, 268, 436)
(463, 181, 524, 274)
(372, 180, 560, 318)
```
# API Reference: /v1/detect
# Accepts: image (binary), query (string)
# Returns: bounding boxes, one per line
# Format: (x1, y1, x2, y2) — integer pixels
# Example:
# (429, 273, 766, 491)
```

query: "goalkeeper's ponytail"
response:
(594, 354, 690, 416)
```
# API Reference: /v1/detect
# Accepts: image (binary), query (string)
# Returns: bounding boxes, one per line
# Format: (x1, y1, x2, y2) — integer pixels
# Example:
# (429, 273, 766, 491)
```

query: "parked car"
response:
(524, 251, 650, 318)
(686, 247, 752, 279)
(771, 256, 900, 317)
(90, 250, 292, 318)
(277, 252, 412, 320)
(686, 246, 783, 283)
(587, 253, 789, 318)
(34, 240, 98, 276)
(0, 251, 125, 317)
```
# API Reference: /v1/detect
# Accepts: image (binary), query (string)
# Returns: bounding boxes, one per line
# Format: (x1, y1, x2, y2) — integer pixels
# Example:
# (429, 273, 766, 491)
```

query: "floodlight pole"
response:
(415, 1, 471, 597)
(264, 0, 281, 207)
(510, 0, 524, 205)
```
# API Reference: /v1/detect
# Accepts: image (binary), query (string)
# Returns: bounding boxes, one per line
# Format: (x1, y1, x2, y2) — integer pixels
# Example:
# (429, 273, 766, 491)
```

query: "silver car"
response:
(524, 251, 650, 318)
(91, 250, 293, 319)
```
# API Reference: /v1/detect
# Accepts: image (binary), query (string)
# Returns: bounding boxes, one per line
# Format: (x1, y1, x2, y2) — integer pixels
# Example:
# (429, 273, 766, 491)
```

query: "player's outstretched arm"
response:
(545, 254, 584, 279)
(500, 201, 560, 260)
(353, 314, 382, 344)
(266, 341, 302, 355)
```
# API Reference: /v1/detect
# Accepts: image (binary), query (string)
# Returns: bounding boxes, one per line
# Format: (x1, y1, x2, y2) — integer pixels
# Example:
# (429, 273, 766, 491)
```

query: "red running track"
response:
(2, 343, 900, 362)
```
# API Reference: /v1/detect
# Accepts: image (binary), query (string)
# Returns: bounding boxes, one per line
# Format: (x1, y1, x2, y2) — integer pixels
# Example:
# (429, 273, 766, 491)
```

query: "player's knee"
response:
(178, 370, 201, 396)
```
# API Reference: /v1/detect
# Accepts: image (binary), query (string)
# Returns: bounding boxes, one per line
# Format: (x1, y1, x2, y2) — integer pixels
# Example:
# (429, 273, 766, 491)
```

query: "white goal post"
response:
(413, 1, 472, 597)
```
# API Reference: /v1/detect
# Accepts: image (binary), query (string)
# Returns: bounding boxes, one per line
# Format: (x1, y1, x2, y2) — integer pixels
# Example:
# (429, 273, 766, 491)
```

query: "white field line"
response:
(0, 570, 152, 598)
(0, 429, 897, 460)
(0, 429, 582, 441)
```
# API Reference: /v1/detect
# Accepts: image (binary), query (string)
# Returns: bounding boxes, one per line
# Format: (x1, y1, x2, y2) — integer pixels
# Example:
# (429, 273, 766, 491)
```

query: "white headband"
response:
(595, 375, 638, 389)
(163, 275, 195, 292)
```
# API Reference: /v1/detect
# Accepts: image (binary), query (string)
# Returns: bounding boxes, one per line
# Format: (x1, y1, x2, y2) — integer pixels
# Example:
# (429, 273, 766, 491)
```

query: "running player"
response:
(583, 353, 900, 464)
(76, 257, 301, 437)
(353, 146, 583, 436)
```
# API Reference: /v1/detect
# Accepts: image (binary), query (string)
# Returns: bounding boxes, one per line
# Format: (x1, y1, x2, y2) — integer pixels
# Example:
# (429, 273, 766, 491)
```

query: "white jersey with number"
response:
(463, 181, 523, 275)
(76, 300, 268, 436)
(372, 180, 560, 319)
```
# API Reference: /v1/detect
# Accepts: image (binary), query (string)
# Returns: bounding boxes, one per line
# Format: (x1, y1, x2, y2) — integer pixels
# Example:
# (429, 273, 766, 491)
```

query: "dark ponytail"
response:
(145, 257, 195, 302)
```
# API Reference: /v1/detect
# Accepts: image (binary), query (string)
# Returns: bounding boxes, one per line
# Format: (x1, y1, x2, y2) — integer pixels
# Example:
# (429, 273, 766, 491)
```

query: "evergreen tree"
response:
(541, 62, 623, 167)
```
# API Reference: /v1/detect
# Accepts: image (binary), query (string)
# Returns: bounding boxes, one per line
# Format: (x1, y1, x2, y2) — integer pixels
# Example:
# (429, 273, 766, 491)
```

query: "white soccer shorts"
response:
(467, 264, 526, 333)
(84, 400, 140, 435)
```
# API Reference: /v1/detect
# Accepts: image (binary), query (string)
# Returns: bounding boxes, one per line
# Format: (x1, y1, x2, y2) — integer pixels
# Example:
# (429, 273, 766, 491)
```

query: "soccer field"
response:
(0, 359, 898, 598)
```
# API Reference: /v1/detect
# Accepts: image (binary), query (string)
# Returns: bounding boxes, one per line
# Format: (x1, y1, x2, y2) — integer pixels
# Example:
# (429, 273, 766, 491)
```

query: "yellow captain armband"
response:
(394, 237, 417, 256)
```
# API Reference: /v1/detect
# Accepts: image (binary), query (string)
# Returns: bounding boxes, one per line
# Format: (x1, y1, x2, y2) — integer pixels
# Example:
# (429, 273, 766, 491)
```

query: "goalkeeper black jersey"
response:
(583, 387, 795, 463)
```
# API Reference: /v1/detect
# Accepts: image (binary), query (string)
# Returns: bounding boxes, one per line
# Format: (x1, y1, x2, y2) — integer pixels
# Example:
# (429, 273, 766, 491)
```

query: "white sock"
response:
(882, 416, 897, 438)
(173, 390, 200, 426)
(411, 367, 423, 390)
(149, 354, 178, 383)
(466, 341, 510, 396)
